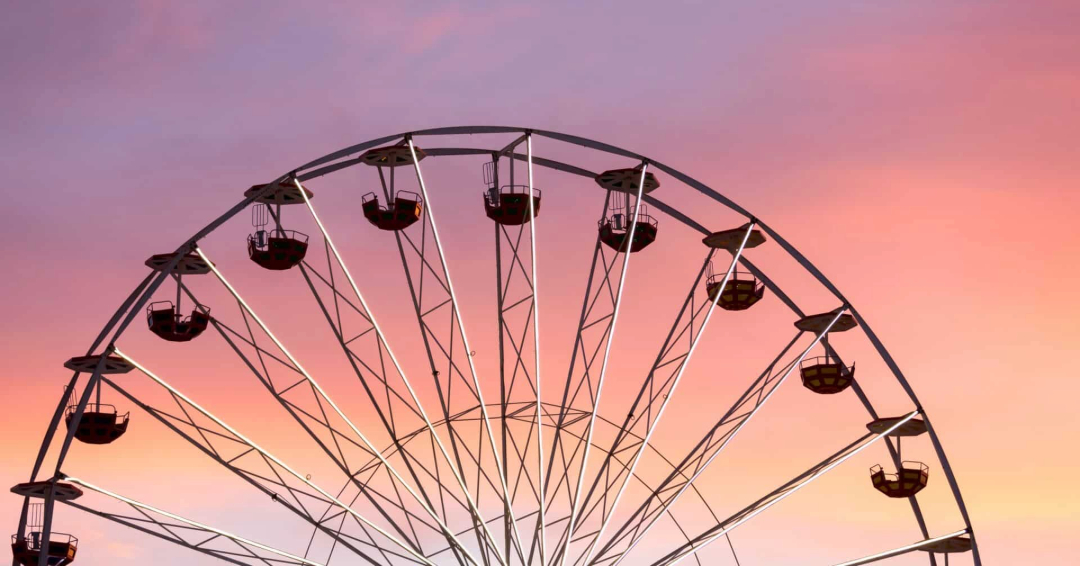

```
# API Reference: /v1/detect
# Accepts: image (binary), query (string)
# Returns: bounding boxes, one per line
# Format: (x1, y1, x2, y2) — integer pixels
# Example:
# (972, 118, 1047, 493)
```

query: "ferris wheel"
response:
(12, 126, 980, 566)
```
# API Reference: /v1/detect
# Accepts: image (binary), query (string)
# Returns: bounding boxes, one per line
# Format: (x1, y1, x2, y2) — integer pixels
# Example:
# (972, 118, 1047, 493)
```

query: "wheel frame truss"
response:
(15, 126, 980, 566)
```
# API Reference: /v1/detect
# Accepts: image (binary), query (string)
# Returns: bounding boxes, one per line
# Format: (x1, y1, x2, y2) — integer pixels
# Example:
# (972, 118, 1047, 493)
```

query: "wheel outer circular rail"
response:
(25, 125, 980, 566)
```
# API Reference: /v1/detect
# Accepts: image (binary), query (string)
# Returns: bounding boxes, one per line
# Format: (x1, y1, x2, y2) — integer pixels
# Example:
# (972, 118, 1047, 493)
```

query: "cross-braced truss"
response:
(13, 127, 980, 566)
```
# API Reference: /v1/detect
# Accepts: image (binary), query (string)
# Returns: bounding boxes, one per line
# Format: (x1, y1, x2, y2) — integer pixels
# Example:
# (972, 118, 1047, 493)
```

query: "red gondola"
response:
(361, 191, 423, 231)
(11, 503, 78, 566)
(705, 265, 765, 311)
(594, 167, 660, 252)
(11, 533, 77, 566)
(357, 144, 427, 231)
(147, 301, 210, 342)
(870, 461, 929, 498)
(143, 252, 212, 343)
(598, 204, 658, 253)
(244, 186, 310, 271)
(248, 229, 309, 270)
(799, 356, 854, 394)
(484, 185, 541, 225)
(65, 404, 129, 445)
(480, 160, 542, 225)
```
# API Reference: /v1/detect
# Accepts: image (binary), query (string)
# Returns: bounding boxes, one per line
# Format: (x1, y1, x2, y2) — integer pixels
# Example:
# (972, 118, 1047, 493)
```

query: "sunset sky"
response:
(2, 1, 1078, 565)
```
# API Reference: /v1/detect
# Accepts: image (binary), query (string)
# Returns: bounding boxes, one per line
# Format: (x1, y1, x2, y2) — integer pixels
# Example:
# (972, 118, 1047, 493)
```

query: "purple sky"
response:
(2, 2, 1078, 564)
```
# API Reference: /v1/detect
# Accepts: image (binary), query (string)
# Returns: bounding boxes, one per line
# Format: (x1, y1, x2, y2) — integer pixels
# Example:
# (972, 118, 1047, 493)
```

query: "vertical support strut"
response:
(490, 135, 549, 565)
(576, 223, 757, 566)
(401, 138, 528, 564)
(526, 133, 548, 565)
(295, 175, 503, 565)
(492, 155, 511, 563)
(556, 164, 649, 566)
(534, 190, 612, 565)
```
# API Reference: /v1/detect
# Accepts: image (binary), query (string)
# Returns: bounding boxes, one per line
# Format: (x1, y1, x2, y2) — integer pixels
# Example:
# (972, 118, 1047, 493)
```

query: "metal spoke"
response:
(576, 222, 757, 566)
(111, 349, 427, 566)
(556, 164, 649, 566)
(599, 312, 842, 566)
(538, 194, 615, 555)
(295, 178, 505, 564)
(193, 248, 482, 566)
(488, 138, 550, 564)
(525, 134, 547, 564)
(405, 138, 528, 565)
(654, 411, 921, 566)
(419, 401, 706, 566)
(17, 126, 980, 566)
(175, 278, 435, 558)
(831, 529, 969, 566)
(62, 477, 323, 566)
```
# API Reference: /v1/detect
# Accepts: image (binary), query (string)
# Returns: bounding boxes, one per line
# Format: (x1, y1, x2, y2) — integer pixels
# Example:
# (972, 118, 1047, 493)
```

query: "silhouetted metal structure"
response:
(13, 127, 979, 566)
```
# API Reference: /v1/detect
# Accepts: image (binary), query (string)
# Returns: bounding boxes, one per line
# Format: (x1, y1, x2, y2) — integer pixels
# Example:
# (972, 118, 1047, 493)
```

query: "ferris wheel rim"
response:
(20, 125, 980, 566)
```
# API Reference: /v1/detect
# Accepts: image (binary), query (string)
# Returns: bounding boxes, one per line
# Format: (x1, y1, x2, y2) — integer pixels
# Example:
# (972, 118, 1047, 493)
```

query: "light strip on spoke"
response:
(65, 476, 323, 566)
(560, 163, 649, 566)
(666, 410, 922, 565)
(612, 307, 849, 566)
(407, 138, 528, 565)
(187, 249, 480, 565)
(110, 349, 433, 566)
(295, 176, 509, 566)
(832, 529, 969, 566)
(527, 132, 548, 563)
(580, 222, 756, 566)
